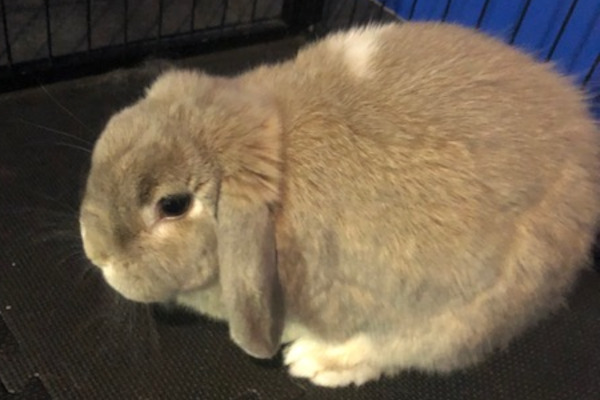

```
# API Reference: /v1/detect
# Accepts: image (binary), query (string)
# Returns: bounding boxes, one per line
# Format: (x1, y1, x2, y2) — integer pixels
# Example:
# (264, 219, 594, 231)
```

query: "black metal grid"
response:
(0, 0, 326, 92)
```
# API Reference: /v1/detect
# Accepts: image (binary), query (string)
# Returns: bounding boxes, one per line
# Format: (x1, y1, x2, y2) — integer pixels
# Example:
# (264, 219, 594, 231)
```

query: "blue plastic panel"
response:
(384, 0, 599, 96)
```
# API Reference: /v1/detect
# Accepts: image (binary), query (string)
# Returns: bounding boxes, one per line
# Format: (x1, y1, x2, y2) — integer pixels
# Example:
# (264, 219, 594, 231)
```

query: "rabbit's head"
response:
(80, 70, 284, 358)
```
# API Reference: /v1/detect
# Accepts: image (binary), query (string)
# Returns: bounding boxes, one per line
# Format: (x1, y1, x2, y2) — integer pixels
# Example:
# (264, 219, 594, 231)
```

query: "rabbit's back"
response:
(249, 23, 599, 216)
(244, 23, 600, 340)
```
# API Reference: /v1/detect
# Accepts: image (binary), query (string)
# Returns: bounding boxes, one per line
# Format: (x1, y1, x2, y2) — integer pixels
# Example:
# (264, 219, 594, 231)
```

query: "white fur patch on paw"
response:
(284, 337, 326, 366)
(284, 336, 381, 387)
(311, 364, 380, 387)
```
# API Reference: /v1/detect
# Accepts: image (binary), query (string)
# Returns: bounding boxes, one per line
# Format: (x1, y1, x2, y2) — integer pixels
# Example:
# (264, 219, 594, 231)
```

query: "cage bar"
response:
(441, 0, 452, 22)
(44, 0, 53, 59)
(190, 0, 196, 31)
(251, 0, 258, 22)
(509, 0, 532, 44)
(378, 0, 388, 20)
(568, 4, 600, 73)
(408, 0, 417, 20)
(158, 0, 164, 38)
(86, 0, 92, 51)
(282, 0, 325, 32)
(348, 0, 358, 26)
(546, 0, 579, 61)
(476, 0, 491, 29)
(221, 0, 229, 29)
(124, 0, 129, 43)
(0, 0, 12, 66)
(582, 53, 600, 89)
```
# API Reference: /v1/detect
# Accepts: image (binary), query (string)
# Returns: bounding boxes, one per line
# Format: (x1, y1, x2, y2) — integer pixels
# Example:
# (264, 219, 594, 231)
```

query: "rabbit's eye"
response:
(158, 193, 192, 219)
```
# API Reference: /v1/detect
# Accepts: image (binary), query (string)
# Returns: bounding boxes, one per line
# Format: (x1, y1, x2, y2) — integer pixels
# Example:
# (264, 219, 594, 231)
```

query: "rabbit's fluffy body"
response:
(80, 23, 600, 387)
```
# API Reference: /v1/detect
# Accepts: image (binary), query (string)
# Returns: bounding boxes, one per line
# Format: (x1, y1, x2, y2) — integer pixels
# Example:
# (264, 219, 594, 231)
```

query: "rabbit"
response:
(79, 21, 600, 387)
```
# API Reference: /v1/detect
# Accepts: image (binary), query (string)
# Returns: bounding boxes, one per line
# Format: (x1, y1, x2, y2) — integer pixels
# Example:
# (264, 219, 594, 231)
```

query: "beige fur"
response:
(80, 22, 600, 387)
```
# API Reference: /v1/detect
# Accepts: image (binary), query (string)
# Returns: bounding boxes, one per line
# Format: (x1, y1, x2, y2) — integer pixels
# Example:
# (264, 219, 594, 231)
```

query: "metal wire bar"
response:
(408, 0, 418, 20)
(190, 0, 196, 31)
(0, 0, 12, 66)
(158, 0, 163, 38)
(44, 0, 53, 58)
(582, 53, 600, 89)
(509, 0, 532, 44)
(124, 0, 129, 43)
(441, 0, 452, 21)
(86, 0, 91, 50)
(220, 0, 229, 28)
(251, 0, 258, 22)
(546, 0, 579, 61)
(568, 4, 599, 72)
(476, 0, 491, 29)
(347, 0, 358, 26)
(378, 0, 387, 19)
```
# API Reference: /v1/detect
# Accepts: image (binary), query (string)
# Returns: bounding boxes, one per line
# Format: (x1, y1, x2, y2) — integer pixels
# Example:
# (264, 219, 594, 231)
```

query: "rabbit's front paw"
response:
(284, 336, 381, 387)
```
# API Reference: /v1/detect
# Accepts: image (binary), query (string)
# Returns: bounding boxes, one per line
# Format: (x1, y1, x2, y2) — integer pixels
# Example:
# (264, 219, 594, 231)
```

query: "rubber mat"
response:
(1, 37, 599, 400)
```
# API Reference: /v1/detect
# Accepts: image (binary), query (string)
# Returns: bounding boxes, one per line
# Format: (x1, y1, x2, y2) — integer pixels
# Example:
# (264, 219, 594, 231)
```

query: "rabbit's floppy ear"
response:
(217, 195, 284, 359)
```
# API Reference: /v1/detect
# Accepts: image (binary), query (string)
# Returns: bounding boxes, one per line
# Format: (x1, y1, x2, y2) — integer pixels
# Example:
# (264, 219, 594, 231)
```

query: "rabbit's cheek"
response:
(80, 224, 87, 242)
(100, 263, 122, 294)
(101, 264, 130, 298)
(179, 219, 219, 292)
(101, 263, 175, 303)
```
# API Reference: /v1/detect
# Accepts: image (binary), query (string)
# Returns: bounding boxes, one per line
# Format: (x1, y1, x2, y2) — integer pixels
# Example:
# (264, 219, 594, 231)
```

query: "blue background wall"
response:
(386, 0, 599, 115)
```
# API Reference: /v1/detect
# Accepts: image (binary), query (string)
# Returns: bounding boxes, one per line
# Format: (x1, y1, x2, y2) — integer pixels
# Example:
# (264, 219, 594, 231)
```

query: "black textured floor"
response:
(1, 36, 599, 400)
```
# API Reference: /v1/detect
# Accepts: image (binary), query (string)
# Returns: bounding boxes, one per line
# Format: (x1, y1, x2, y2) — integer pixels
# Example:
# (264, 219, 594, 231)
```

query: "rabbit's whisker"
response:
(17, 118, 94, 147)
(38, 84, 95, 134)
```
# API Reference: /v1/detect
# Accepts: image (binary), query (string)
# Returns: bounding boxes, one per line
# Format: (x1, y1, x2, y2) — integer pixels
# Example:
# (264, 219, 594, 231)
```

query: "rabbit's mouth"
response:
(100, 263, 178, 304)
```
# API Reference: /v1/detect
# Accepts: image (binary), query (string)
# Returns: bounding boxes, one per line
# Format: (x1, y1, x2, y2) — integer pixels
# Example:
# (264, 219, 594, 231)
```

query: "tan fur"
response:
(80, 22, 600, 387)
